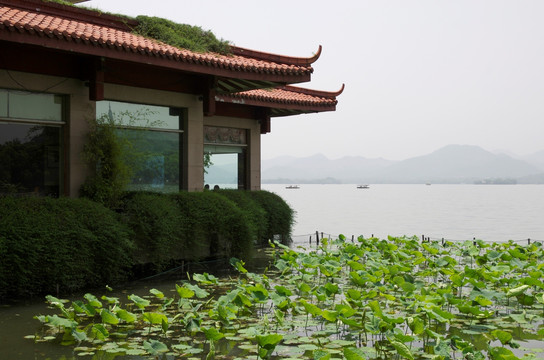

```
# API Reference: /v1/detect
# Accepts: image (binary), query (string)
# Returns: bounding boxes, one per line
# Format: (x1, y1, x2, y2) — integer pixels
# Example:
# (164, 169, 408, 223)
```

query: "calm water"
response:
(263, 184, 544, 244)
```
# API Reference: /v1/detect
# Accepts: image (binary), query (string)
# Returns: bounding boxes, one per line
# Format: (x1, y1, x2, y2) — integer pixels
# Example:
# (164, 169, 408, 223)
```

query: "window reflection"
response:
(96, 101, 180, 130)
(117, 129, 180, 192)
(0, 123, 61, 196)
(0, 89, 7, 117)
(96, 100, 183, 193)
(204, 145, 246, 190)
(1, 90, 63, 121)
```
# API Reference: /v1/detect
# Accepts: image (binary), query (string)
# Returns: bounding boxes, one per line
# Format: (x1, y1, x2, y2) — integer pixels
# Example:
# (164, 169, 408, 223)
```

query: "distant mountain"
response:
(262, 145, 543, 184)
(520, 150, 544, 171)
(262, 153, 394, 183)
(378, 145, 540, 183)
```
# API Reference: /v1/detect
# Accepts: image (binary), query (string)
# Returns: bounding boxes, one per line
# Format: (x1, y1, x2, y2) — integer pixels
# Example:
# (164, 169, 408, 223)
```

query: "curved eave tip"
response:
(309, 45, 323, 64)
(333, 83, 345, 97)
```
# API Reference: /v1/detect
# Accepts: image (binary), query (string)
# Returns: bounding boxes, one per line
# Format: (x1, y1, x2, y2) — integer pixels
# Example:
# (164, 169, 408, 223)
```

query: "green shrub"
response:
(170, 192, 253, 260)
(119, 192, 188, 271)
(246, 190, 294, 246)
(0, 196, 132, 300)
(215, 190, 268, 244)
(0, 189, 294, 301)
(79, 115, 131, 208)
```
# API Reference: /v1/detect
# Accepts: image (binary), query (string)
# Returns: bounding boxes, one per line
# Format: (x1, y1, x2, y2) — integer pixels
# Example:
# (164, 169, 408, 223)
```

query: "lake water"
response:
(262, 184, 544, 244)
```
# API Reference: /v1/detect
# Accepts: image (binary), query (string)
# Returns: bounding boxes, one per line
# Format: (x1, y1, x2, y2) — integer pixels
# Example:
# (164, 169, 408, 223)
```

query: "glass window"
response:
(0, 89, 7, 117)
(0, 123, 62, 196)
(7, 91, 63, 121)
(0, 89, 64, 197)
(204, 145, 246, 190)
(96, 100, 180, 129)
(117, 129, 180, 192)
(96, 100, 183, 193)
(204, 126, 248, 190)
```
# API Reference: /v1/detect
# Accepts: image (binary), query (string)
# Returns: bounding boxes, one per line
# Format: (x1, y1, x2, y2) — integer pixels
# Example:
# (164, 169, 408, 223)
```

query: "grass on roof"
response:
(41, 1, 232, 55)
(133, 16, 232, 55)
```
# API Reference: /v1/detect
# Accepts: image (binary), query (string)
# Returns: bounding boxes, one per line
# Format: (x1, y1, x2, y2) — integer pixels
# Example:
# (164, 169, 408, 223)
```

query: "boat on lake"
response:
(357, 184, 369, 189)
(286, 185, 300, 189)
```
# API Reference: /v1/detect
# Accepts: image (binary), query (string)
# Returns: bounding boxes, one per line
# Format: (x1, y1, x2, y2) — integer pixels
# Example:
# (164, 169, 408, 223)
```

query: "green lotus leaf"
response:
(116, 308, 137, 323)
(176, 284, 195, 299)
(128, 294, 150, 308)
(100, 308, 119, 325)
(143, 339, 169, 355)
(343, 346, 366, 360)
(389, 339, 414, 360)
(84, 293, 102, 309)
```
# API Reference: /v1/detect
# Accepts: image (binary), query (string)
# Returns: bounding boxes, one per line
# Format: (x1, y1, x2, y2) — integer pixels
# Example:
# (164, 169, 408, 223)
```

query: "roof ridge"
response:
(0, 0, 138, 31)
(231, 45, 321, 66)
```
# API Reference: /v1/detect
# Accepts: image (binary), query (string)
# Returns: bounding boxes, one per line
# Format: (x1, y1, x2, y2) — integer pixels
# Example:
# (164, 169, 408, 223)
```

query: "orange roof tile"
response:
(233, 88, 337, 107)
(217, 84, 344, 116)
(0, 3, 313, 80)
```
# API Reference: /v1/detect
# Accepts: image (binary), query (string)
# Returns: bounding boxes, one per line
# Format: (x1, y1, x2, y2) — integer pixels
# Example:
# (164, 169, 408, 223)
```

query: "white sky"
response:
(85, 0, 544, 161)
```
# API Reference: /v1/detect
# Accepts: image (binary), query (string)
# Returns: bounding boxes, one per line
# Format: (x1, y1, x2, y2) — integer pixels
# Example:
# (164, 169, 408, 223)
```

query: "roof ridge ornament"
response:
(231, 45, 322, 66)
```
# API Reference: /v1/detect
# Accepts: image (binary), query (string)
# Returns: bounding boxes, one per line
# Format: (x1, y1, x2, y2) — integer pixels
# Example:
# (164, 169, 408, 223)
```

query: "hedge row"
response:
(0, 190, 293, 301)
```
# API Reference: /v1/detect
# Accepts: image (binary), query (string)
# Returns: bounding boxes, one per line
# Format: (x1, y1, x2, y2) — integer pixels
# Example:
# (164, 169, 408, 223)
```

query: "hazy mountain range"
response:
(262, 145, 544, 184)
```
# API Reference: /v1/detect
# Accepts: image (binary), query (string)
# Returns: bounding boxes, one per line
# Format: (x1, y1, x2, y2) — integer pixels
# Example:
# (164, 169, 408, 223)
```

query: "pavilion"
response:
(0, 0, 343, 196)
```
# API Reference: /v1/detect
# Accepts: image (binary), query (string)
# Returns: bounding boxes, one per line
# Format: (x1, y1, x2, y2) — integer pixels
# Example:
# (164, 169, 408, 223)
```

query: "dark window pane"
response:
(8, 91, 63, 121)
(117, 129, 180, 192)
(0, 123, 61, 196)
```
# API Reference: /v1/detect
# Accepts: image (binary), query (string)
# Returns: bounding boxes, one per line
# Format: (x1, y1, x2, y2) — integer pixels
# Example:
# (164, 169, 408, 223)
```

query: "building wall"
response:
(0, 70, 262, 195)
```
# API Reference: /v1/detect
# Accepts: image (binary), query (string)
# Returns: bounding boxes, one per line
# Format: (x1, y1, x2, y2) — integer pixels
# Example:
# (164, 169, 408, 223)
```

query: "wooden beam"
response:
(89, 58, 104, 101)
(203, 76, 217, 117)
(258, 108, 271, 134)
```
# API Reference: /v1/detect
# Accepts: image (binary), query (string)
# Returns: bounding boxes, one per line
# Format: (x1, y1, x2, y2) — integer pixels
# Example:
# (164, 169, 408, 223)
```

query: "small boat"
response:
(357, 184, 369, 189)
(285, 185, 300, 189)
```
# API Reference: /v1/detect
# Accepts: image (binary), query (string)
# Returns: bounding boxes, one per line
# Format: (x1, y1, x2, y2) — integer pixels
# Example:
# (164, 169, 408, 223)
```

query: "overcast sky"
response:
(85, 0, 544, 161)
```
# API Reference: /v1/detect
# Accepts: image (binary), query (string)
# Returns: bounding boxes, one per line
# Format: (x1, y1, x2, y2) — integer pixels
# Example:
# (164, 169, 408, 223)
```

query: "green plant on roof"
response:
(40, 1, 232, 55)
(43, 0, 76, 5)
(134, 16, 232, 55)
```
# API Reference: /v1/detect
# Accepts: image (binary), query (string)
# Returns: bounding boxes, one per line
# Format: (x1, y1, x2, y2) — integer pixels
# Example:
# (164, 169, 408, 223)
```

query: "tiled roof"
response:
(217, 84, 344, 116)
(232, 87, 337, 107)
(0, 4, 313, 79)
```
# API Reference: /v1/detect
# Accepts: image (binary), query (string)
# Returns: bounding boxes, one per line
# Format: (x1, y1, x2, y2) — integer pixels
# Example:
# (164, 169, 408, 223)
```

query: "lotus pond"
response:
(31, 236, 544, 359)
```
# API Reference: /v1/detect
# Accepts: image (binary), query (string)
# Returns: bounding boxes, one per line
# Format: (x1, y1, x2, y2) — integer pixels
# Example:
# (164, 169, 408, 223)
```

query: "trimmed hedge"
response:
(0, 196, 132, 300)
(246, 190, 294, 246)
(0, 190, 293, 301)
(119, 192, 188, 273)
(169, 191, 253, 261)
(215, 189, 268, 244)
